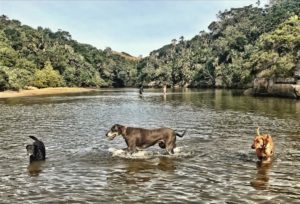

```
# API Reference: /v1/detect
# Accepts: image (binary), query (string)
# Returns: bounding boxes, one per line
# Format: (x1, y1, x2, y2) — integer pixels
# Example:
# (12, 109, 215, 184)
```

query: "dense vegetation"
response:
(137, 0, 300, 88)
(0, 0, 299, 91)
(0, 16, 139, 91)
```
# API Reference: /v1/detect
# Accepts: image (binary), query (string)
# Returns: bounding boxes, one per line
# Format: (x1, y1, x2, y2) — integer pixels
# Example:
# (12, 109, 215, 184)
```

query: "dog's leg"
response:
(166, 143, 175, 154)
(167, 148, 174, 155)
(264, 157, 271, 163)
(166, 137, 176, 155)
(158, 141, 166, 149)
(128, 144, 137, 154)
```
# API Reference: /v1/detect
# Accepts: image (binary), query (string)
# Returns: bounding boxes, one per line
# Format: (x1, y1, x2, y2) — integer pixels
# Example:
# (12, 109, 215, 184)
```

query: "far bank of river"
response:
(0, 87, 98, 98)
(0, 84, 299, 99)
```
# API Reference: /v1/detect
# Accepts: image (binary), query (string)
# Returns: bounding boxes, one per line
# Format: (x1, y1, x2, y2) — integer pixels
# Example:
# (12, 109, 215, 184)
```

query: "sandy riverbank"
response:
(0, 87, 98, 98)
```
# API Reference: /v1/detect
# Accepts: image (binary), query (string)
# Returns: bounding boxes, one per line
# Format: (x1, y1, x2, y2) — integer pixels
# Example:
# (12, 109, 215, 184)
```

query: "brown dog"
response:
(106, 124, 186, 154)
(251, 128, 274, 162)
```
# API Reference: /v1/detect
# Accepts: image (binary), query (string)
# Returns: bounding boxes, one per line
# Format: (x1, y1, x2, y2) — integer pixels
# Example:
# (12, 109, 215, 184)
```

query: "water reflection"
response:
(0, 89, 299, 203)
(250, 161, 273, 190)
(163, 94, 166, 102)
(106, 157, 176, 185)
(27, 161, 45, 177)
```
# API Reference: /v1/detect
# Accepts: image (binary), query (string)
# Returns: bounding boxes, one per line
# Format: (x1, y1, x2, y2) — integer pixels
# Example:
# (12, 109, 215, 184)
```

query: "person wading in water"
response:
(139, 85, 144, 95)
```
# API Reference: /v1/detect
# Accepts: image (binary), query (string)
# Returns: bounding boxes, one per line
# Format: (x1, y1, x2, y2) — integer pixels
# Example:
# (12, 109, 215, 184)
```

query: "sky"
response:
(0, 0, 269, 56)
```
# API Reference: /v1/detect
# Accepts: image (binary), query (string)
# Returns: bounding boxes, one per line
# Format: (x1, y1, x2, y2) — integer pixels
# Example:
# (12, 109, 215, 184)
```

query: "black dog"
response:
(26, 136, 46, 163)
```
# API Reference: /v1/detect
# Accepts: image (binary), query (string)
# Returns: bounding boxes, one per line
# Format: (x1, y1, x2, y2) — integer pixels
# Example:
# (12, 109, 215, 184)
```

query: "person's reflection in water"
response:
(27, 161, 45, 177)
(250, 161, 273, 190)
(163, 93, 167, 102)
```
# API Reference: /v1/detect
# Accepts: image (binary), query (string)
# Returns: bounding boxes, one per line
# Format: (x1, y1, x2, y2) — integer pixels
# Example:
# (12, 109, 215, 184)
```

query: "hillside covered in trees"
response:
(137, 0, 300, 88)
(0, 15, 139, 91)
(0, 0, 299, 91)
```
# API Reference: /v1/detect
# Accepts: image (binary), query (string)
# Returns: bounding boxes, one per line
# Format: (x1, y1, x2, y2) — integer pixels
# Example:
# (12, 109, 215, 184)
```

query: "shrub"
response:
(32, 60, 65, 88)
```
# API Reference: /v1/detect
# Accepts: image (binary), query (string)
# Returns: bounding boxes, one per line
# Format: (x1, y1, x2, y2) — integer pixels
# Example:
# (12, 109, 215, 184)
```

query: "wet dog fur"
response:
(26, 136, 46, 163)
(251, 128, 274, 162)
(106, 124, 186, 154)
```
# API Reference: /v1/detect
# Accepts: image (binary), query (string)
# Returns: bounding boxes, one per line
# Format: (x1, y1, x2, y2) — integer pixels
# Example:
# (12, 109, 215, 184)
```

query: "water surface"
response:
(0, 89, 299, 203)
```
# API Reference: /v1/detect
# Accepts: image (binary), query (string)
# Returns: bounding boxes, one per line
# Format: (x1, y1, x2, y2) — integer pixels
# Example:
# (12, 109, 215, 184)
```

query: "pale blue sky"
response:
(0, 0, 268, 56)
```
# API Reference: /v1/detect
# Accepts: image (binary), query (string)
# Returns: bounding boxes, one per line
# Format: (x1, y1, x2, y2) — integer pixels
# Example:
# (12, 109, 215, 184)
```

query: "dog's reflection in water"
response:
(27, 161, 45, 176)
(126, 157, 176, 172)
(250, 161, 273, 190)
(107, 157, 177, 185)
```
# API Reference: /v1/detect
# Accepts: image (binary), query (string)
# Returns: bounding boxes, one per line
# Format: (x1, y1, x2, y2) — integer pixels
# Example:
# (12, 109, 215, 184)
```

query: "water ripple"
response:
(0, 89, 299, 203)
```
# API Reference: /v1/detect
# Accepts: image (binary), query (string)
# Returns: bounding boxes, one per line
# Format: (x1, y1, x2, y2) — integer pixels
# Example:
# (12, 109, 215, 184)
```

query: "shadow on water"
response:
(250, 161, 273, 190)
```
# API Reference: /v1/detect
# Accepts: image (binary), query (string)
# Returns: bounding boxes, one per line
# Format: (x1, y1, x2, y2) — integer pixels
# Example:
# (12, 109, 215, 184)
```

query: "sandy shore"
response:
(0, 87, 98, 98)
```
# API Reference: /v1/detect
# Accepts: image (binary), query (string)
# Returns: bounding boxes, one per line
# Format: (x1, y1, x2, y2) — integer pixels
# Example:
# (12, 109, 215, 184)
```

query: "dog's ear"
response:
(263, 135, 271, 147)
(26, 144, 34, 154)
(251, 138, 256, 149)
(111, 124, 119, 131)
(115, 124, 127, 135)
(113, 124, 123, 134)
(26, 144, 30, 150)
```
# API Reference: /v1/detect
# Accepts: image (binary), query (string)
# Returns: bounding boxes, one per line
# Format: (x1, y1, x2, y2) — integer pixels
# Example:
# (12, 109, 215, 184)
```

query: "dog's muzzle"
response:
(106, 131, 118, 140)
(26, 144, 34, 155)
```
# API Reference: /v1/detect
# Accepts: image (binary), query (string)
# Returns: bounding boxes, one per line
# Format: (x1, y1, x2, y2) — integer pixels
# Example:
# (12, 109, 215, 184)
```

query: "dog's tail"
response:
(29, 136, 39, 141)
(256, 127, 261, 136)
(176, 130, 186, 137)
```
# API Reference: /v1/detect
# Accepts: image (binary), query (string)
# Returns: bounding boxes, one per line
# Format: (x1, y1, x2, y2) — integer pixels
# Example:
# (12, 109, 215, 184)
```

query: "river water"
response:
(0, 89, 299, 203)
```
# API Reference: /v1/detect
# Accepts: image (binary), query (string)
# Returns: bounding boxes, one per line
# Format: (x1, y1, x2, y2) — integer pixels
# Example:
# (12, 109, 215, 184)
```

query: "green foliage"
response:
(0, 47, 18, 67)
(6, 68, 32, 90)
(0, 68, 9, 91)
(0, 15, 138, 91)
(249, 15, 300, 77)
(32, 61, 65, 88)
(137, 0, 300, 88)
(15, 58, 37, 73)
(1, 0, 300, 91)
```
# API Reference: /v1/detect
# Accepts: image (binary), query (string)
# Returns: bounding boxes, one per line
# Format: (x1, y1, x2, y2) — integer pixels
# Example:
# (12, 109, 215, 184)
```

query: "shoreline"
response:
(0, 87, 98, 99)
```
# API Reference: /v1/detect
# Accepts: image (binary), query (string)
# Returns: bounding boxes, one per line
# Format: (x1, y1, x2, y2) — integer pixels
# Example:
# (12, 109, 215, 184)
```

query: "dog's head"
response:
(26, 144, 37, 163)
(26, 144, 34, 156)
(251, 134, 271, 150)
(106, 124, 125, 140)
(251, 136, 264, 150)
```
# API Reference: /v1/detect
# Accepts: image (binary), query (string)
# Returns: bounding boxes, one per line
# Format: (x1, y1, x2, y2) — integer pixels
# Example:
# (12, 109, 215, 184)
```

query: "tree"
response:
(0, 68, 9, 91)
(6, 68, 33, 90)
(32, 60, 65, 88)
(0, 47, 18, 67)
(249, 15, 300, 77)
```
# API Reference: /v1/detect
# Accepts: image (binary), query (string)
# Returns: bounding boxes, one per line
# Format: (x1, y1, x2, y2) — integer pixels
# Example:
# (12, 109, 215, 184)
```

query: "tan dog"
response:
(251, 128, 274, 162)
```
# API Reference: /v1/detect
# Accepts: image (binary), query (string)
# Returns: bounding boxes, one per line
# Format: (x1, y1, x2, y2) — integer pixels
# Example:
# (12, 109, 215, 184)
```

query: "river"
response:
(0, 88, 299, 203)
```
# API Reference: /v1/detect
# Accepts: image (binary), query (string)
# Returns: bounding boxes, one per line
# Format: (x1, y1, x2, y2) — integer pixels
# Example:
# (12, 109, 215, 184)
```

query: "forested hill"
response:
(1, 0, 300, 91)
(137, 0, 300, 88)
(0, 15, 139, 91)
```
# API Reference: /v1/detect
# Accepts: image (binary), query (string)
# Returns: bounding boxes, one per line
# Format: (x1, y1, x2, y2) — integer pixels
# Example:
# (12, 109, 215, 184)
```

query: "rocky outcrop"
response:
(244, 64, 300, 99)
(245, 78, 300, 99)
(293, 84, 300, 96)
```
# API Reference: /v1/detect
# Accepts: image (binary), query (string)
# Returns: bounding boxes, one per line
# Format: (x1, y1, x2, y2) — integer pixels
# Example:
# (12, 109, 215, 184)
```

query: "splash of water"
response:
(108, 146, 193, 159)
